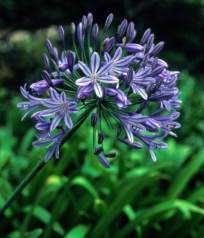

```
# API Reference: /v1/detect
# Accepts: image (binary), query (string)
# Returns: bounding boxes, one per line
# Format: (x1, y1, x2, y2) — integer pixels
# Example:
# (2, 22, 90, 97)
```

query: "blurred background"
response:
(0, 0, 204, 237)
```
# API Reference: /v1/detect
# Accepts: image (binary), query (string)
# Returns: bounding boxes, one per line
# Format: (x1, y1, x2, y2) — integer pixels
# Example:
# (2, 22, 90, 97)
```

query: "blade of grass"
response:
(167, 149, 204, 199)
(118, 199, 204, 238)
(89, 170, 159, 238)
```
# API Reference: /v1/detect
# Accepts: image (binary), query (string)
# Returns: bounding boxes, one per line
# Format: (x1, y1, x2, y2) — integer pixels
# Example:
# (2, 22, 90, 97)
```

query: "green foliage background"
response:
(0, 0, 204, 237)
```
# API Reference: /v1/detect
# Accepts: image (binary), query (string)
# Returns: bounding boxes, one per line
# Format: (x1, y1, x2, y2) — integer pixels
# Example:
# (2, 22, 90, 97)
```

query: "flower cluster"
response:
(18, 13, 181, 167)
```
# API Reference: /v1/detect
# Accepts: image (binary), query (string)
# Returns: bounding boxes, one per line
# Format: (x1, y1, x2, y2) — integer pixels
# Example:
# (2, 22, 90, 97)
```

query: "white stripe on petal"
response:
(94, 83, 103, 98)
(115, 55, 134, 67)
(32, 108, 58, 117)
(149, 149, 157, 162)
(75, 77, 92, 86)
(124, 125, 134, 143)
(136, 87, 148, 100)
(99, 75, 119, 84)
(131, 84, 148, 100)
(113, 47, 122, 61)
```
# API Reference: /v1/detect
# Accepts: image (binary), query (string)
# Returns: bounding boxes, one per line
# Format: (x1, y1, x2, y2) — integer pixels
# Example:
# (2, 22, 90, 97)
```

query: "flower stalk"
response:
(0, 159, 46, 215)
(0, 105, 94, 215)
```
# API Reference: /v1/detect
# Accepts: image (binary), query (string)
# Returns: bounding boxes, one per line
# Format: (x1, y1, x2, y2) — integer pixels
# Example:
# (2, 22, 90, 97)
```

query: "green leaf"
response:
(89, 170, 159, 238)
(8, 229, 43, 238)
(65, 225, 90, 238)
(119, 199, 204, 238)
(71, 176, 99, 199)
(19, 129, 35, 154)
(30, 206, 64, 235)
(0, 178, 13, 202)
(168, 149, 204, 199)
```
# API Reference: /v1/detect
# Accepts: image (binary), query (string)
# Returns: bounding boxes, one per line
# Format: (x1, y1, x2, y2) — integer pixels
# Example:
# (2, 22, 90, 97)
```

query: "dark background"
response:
(0, 1, 204, 238)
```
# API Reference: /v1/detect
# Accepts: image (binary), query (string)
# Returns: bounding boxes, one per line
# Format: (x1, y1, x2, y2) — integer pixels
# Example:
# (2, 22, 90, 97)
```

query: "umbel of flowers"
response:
(18, 13, 181, 167)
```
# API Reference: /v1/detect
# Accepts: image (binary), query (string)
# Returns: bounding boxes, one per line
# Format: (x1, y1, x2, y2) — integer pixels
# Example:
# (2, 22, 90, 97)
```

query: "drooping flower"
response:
(33, 129, 65, 162)
(17, 13, 181, 166)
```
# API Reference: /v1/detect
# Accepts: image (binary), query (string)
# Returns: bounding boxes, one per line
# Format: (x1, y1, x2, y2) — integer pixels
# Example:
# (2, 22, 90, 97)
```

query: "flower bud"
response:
(104, 13, 114, 32)
(92, 23, 99, 44)
(98, 131, 104, 144)
(91, 113, 98, 127)
(58, 25, 65, 45)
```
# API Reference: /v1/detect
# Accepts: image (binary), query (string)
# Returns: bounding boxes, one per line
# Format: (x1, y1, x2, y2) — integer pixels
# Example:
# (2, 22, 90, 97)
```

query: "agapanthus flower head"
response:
(18, 13, 181, 167)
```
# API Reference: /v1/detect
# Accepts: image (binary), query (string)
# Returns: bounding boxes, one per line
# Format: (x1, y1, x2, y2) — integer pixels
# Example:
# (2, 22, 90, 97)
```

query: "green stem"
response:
(0, 105, 95, 215)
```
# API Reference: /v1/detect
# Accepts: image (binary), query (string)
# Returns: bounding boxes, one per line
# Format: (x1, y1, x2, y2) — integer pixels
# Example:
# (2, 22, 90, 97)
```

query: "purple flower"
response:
(58, 51, 75, 72)
(106, 88, 131, 108)
(18, 13, 181, 165)
(33, 130, 65, 162)
(33, 116, 51, 131)
(17, 85, 42, 119)
(34, 88, 78, 131)
(30, 79, 63, 94)
(104, 47, 136, 75)
(75, 52, 119, 98)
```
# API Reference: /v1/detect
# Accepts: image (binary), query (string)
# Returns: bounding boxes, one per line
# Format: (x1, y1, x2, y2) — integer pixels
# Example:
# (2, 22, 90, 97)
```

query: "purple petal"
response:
(104, 52, 111, 62)
(103, 37, 115, 52)
(41, 99, 61, 108)
(75, 77, 92, 86)
(77, 85, 93, 99)
(150, 41, 165, 56)
(124, 125, 134, 143)
(35, 122, 50, 131)
(78, 61, 91, 76)
(124, 43, 143, 53)
(52, 79, 64, 86)
(44, 145, 56, 162)
(32, 108, 58, 117)
(91, 52, 100, 73)
(131, 84, 148, 100)
(50, 88, 60, 101)
(149, 149, 157, 162)
(98, 61, 113, 75)
(50, 115, 62, 132)
(20, 86, 29, 99)
(55, 144, 60, 159)
(33, 138, 51, 147)
(64, 113, 73, 129)
(30, 80, 49, 93)
(99, 75, 119, 84)
(94, 83, 103, 98)
(60, 91, 67, 102)
(115, 55, 135, 67)
(113, 47, 122, 61)
(98, 154, 111, 168)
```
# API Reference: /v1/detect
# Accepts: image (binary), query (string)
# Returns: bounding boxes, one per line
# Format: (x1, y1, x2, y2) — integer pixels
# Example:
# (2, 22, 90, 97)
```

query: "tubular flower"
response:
(17, 13, 181, 166)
